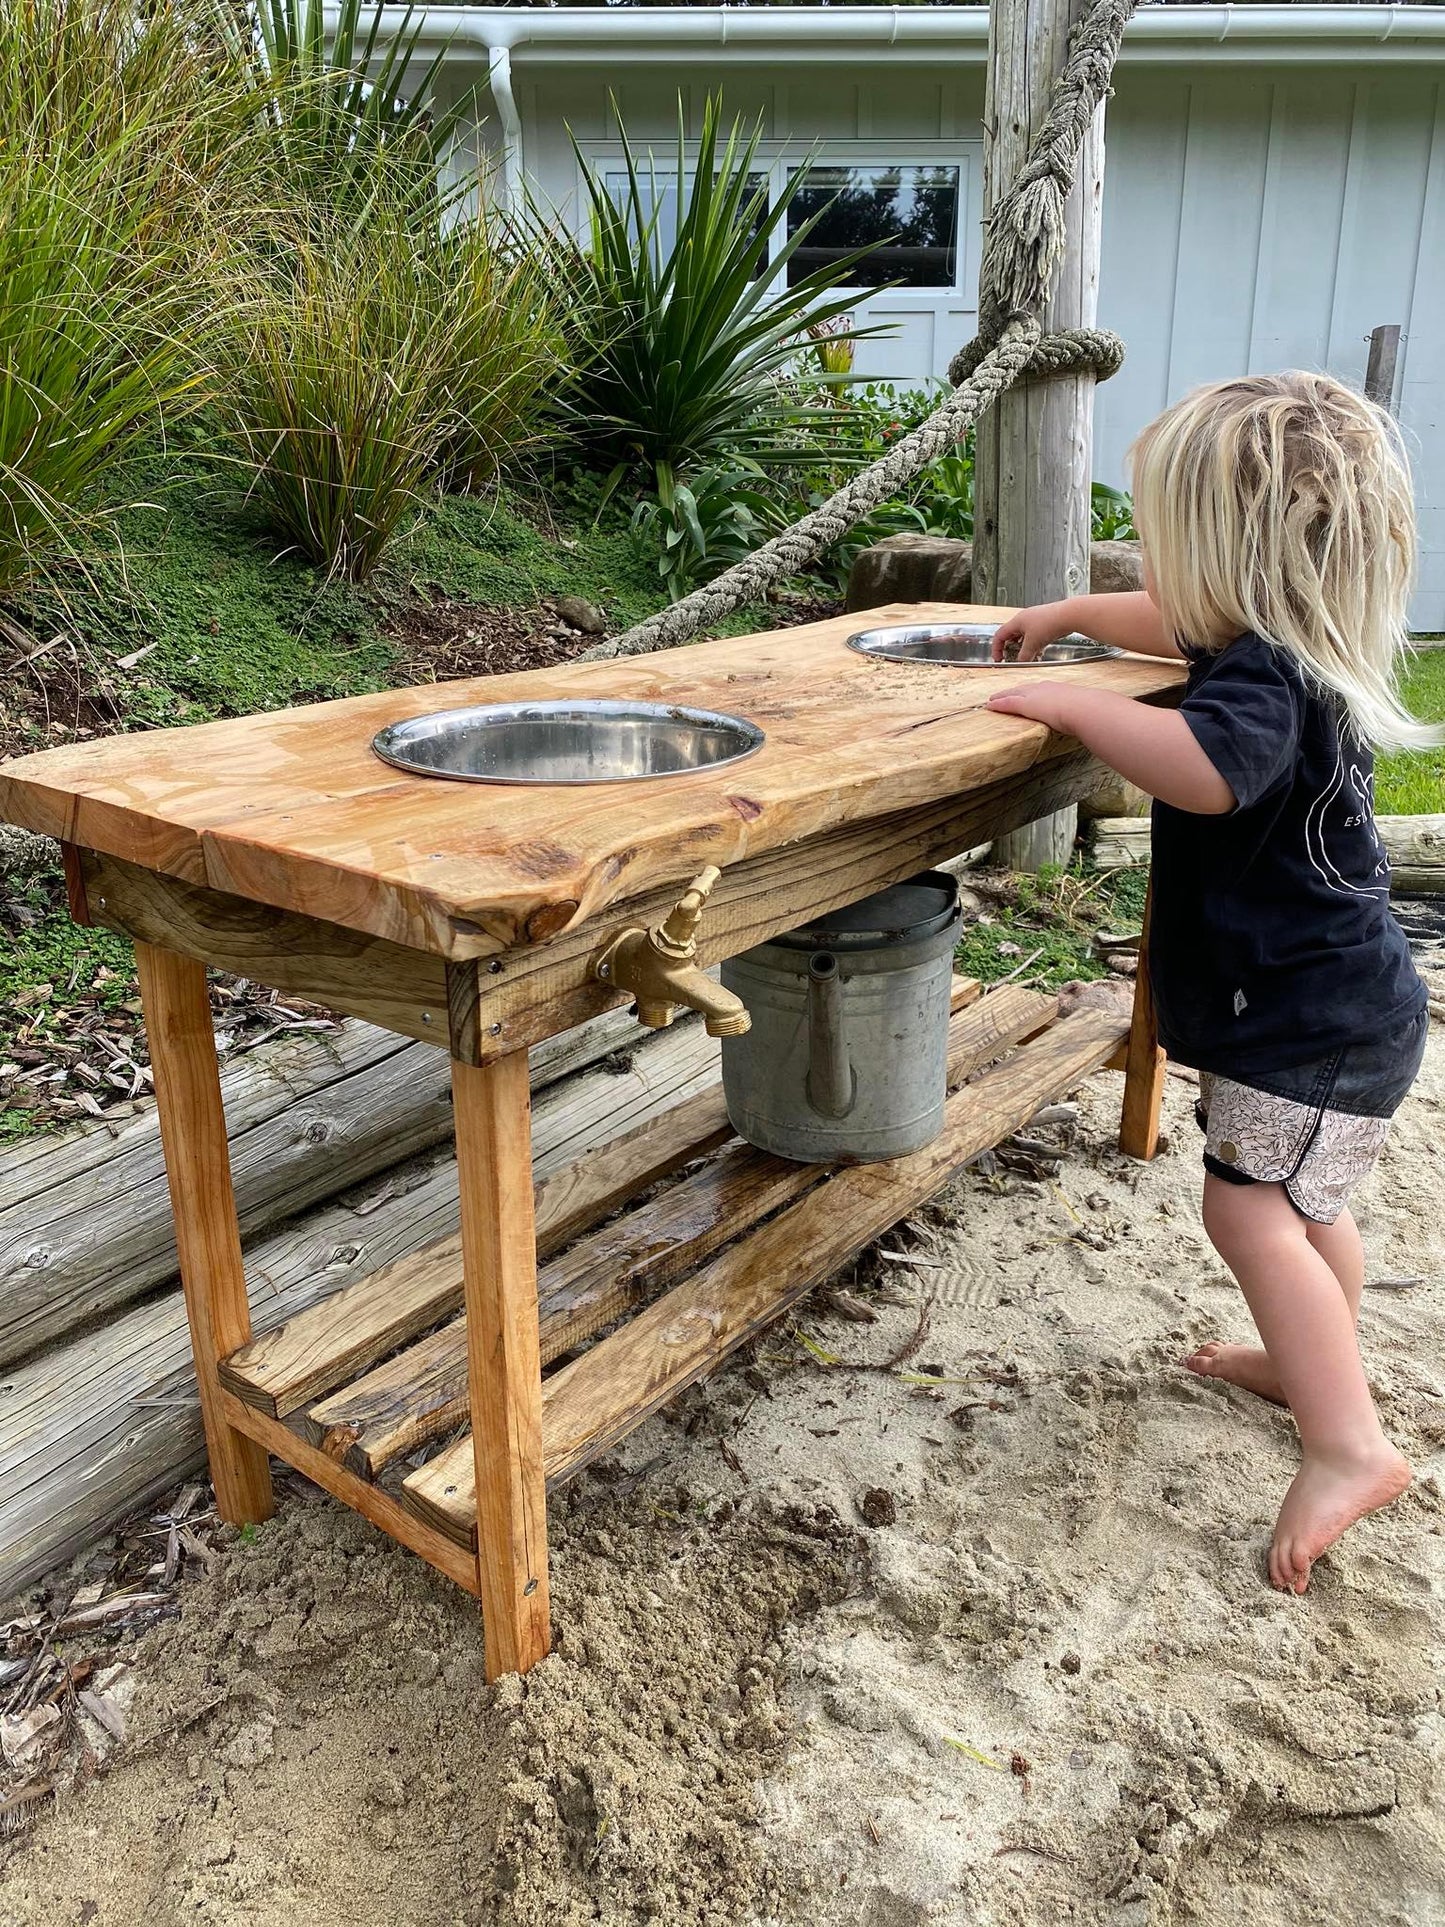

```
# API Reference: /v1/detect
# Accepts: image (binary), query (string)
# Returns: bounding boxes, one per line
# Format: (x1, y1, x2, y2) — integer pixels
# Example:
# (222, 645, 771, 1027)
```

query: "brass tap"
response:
(591, 865, 751, 1037)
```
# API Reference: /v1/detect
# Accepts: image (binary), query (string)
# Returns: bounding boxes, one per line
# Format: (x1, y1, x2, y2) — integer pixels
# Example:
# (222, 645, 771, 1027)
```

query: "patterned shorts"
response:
(1195, 1011, 1429, 1224)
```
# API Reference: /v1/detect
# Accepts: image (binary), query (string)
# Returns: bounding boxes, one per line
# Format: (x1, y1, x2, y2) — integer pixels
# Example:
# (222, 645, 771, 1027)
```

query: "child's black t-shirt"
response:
(1148, 632, 1426, 1077)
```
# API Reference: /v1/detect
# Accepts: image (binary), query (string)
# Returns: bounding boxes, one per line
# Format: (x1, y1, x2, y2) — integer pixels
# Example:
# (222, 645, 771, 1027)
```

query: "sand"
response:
(1, 980, 1441, 1927)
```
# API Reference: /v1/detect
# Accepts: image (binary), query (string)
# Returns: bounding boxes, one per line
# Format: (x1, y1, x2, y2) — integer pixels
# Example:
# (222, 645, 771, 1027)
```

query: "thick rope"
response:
(585, 0, 1137, 662)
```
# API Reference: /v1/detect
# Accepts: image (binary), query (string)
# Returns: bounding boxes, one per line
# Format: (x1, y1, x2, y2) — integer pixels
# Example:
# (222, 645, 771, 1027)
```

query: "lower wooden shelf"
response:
(221, 984, 1126, 1574)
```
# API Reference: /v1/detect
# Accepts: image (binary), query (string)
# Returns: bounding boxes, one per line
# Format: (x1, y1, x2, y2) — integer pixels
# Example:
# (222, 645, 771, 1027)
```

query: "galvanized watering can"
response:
(720, 871, 962, 1163)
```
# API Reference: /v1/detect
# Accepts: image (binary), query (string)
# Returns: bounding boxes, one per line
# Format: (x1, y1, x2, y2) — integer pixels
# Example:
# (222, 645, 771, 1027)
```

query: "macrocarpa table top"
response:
(0, 604, 1183, 959)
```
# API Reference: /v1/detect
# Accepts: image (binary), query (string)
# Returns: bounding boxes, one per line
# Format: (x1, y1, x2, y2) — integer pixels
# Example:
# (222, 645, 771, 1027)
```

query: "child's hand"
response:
(989, 602, 1072, 662)
(986, 681, 1075, 729)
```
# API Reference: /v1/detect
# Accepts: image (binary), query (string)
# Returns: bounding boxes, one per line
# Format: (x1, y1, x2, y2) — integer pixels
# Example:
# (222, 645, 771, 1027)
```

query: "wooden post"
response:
(134, 942, 274, 1525)
(450, 1048, 551, 1678)
(974, 0, 1106, 872)
(1364, 324, 1402, 414)
(1118, 880, 1165, 1160)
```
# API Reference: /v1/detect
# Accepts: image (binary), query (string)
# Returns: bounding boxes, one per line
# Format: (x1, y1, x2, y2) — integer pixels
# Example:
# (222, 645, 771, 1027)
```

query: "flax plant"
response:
(0, 0, 254, 599)
(560, 96, 886, 482)
(217, 170, 568, 580)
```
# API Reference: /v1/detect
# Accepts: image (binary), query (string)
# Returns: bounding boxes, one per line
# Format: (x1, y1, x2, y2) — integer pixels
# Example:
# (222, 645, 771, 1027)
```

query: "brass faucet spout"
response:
(590, 867, 751, 1038)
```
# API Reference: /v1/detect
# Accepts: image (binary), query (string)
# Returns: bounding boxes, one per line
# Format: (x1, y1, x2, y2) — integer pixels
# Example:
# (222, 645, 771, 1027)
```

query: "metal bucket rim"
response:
(764, 868, 961, 953)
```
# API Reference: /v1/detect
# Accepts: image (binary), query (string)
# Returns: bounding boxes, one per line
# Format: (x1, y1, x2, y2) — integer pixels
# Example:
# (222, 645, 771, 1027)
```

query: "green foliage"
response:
(1091, 481, 1137, 541)
(559, 95, 886, 477)
(1376, 648, 1445, 814)
(0, 866, 136, 1142)
(254, 0, 473, 216)
(394, 488, 667, 632)
(630, 461, 776, 599)
(214, 173, 568, 580)
(955, 860, 1147, 993)
(0, 0, 255, 599)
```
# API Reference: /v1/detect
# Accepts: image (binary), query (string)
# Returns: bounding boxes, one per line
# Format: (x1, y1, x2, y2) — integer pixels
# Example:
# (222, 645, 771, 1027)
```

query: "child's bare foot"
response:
(1183, 1339, 1286, 1406)
(1269, 1443, 1412, 1594)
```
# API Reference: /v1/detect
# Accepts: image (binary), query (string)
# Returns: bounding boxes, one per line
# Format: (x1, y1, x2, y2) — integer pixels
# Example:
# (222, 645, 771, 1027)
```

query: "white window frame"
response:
(576, 141, 983, 309)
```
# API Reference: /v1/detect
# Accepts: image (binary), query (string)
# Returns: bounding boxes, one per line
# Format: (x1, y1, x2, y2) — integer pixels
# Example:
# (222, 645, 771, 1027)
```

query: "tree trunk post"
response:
(974, 0, 1106, 872)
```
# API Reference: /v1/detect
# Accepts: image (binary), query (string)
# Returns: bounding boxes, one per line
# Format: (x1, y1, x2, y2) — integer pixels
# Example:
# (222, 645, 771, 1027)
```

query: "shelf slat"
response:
(221, 1081, 729, 1417)
(300, 981, 1045, 1482)
(305, 1143, 821, 1478)
(402, 1003, 1126, 1548)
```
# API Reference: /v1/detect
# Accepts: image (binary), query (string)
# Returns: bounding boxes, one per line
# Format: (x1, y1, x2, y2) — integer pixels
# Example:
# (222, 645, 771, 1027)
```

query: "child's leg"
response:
(1185, 1203, 1365, 1403)
(1199, 1175, 1409, 1592)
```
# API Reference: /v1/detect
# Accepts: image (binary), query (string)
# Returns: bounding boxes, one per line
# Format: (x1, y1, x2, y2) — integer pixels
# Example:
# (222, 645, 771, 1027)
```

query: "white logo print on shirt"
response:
(1303, 736, 1390, 900)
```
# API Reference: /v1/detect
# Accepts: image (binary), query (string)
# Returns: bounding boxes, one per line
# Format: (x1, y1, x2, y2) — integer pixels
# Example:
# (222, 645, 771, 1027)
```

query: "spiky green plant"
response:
(0, 0, 254, 600)
(432, 227, 571, 494)
(255, 0, 472, 216)
(560, 96, 889, 479)
(217, 167, 567, 580)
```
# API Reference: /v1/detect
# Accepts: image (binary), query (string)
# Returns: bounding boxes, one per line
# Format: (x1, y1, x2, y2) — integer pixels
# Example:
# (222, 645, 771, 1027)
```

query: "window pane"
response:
(602, 169, 770, 275)
(787, 165, 960, 289)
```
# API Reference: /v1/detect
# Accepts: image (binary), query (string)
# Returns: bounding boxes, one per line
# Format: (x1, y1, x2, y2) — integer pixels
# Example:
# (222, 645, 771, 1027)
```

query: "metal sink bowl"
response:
(371, 698, 764, 786)
(846, 622, 1120, 667)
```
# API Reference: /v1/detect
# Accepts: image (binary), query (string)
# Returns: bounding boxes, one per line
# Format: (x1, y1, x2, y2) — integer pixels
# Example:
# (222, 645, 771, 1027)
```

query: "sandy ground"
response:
(1, 981, 1441, 1927)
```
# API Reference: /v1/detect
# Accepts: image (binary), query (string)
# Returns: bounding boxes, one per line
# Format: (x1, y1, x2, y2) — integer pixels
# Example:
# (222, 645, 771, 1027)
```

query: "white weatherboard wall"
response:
(1097, 69, 1445, 630)
(453, 55, 1445, 628)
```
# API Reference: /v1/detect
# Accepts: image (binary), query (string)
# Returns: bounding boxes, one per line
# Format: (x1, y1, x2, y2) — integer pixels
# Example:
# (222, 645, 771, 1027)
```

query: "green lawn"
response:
(1376, 648, 1445, 815)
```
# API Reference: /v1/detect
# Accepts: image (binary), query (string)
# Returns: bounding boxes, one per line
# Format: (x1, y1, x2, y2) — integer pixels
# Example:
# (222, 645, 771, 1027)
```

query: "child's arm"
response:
(986, 683, 1235, 815)
(991, 592, 1183, 662)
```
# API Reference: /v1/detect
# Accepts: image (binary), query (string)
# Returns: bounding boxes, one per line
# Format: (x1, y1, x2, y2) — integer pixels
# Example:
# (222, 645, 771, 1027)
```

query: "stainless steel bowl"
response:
(846, 622, 1120, 667)
(371, 698, 764, 786)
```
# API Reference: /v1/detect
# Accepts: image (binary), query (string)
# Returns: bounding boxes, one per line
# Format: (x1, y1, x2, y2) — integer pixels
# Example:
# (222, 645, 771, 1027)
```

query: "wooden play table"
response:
(0, 604, 1181, 1678)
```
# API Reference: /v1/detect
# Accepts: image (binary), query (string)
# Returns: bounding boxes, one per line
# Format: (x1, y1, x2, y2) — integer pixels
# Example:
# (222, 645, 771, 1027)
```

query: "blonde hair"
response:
(1128, 371, 1441, 750)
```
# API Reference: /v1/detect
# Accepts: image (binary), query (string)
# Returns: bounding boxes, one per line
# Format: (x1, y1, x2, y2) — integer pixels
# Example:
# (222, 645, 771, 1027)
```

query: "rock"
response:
(554, 595, 607, 636)
(845, 534, 1144, 613)
(0, 825, 57, 880)
(845, 535, 972, 613)
(1061, 1651, 1083, 1675)
(858, 1486, 898, 1528)
(1079, 774, 1151, 821)
(1089, 539, 1144, 594)
(1056, 977, 1134, 1022)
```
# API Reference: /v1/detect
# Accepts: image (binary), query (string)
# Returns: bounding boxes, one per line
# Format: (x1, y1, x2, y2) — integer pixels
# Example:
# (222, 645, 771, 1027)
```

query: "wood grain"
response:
(81, 851, 450, 1043)
(219, 1393, 480, 1596)
(1119, 879, 1165, 1161)
(0, 1027, 726, 1598)
(296, 979, 1027, 1482)
(134, 943, 273, 1527)
(974, 0, 1103, 872)
(403, 1002, 1126, 1546)
(440, 745, 1117, 1060)
(450, 1049, 550, 1678)
(0, 607, 1184, 958)
(304, 1145, 819, 1479)
(221, 1058, 731, 1419)
(0, 996, 662, 1374)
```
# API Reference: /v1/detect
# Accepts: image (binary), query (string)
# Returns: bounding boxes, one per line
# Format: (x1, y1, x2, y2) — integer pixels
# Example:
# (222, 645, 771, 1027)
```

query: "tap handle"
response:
(656, 866, 721, 954)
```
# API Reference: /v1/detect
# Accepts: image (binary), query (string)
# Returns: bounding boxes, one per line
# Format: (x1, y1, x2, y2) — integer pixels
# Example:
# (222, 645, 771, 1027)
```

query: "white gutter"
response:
(357, 5, 1445, 66)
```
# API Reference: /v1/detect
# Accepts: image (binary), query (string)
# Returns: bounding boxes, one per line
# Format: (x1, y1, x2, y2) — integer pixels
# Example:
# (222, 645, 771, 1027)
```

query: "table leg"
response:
(1119, 879, 1166, 1160)
(134, 942, 274, 1524)
(451, 1048, 551, 1679)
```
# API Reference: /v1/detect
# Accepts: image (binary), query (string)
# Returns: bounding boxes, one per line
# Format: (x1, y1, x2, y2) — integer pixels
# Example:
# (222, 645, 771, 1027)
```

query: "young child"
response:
(986, 371, 1436, 1596)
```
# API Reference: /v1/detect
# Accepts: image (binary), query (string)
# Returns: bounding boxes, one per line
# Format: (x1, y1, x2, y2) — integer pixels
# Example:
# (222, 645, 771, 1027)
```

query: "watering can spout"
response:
(804, 952, 856, 1119)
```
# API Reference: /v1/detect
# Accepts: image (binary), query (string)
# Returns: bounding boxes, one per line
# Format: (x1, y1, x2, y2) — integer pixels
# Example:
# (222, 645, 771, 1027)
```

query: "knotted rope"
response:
(584, 0, 1137, 662)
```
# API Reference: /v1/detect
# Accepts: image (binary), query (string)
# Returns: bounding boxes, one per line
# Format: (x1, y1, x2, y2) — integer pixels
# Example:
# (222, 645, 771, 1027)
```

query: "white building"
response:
(398, 4, 1445, 624)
